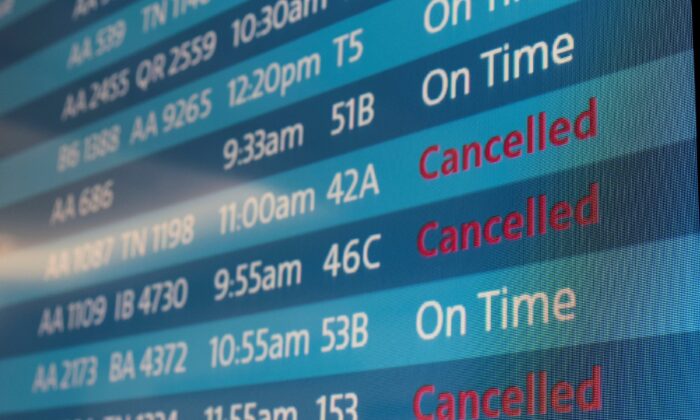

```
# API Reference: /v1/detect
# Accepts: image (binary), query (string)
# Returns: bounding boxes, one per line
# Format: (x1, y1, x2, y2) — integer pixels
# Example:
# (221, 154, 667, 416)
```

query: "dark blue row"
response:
(2, 332, 698, 419)
(0, 140, 696, 360)
(0, 0, 390, 158)
(0, 0, 133, 71)
(0, 0, 693, 248)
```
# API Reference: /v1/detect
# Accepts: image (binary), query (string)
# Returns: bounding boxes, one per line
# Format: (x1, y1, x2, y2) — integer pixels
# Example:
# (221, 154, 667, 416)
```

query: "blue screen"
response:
(0, 0, 698, 418)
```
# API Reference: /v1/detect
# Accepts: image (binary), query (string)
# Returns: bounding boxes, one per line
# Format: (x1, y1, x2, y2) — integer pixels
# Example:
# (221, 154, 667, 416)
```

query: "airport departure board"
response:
(0, 0, 698, 418)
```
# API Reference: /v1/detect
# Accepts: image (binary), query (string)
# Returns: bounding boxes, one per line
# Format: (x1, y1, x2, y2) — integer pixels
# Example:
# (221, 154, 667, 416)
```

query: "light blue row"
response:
(0, 233, 697, 413)
(0, 0, 51, 30)
(0, 0, 578, 208)
(0, 52, 694, 307)
(0, 0, 250, 116)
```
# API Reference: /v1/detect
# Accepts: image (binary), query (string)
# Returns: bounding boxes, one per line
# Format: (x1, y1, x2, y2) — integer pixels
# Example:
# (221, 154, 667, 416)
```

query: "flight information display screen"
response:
(0, 0, 698, 418)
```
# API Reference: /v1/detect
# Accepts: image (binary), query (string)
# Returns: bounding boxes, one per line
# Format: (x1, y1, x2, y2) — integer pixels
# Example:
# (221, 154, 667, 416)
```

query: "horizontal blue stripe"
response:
(0, 0, 134, 71)
(0, 44, 695, 249)
(0, 234, 697, 412)
(0, 0, 586, 201)
(0, 137, 697, 338)
(3, 332, 699, 419)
